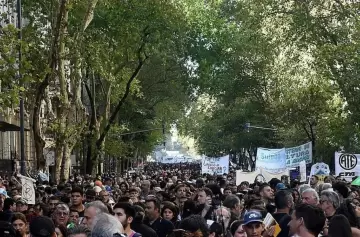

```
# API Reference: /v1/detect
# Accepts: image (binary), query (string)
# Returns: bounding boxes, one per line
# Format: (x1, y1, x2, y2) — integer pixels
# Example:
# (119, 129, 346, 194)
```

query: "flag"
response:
(351, 177, 360, 186)
(19, 175, 36, 204)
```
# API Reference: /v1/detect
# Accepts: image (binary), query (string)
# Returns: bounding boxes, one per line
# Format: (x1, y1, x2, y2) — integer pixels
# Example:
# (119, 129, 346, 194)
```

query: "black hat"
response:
(30, 216, 55, 237)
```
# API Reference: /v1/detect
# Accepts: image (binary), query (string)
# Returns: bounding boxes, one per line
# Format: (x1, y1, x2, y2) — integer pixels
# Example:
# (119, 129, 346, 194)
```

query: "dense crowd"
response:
(0, 162, 358, 237)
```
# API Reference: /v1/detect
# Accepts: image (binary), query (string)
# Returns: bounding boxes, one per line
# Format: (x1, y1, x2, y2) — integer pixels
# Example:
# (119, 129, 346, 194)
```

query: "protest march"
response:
(0, 140, 357, 237)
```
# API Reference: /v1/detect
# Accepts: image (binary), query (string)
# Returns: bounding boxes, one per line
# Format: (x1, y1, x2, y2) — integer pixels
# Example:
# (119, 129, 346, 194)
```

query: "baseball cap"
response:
(243, 211, 263, 225)
(0, 188, 8, 198)
(275, 183, 287, 190)
(30, 216, 55, 237)
(16, 199, 27, 205)
(94, 186, 102, 193)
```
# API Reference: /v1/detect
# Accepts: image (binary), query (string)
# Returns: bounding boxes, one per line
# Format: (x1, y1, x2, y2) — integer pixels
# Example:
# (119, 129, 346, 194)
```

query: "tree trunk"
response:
(92, 31, 149, 173)
(55, 0, 71, 182)
(55, 143, 63, 183)
(61, 143, 71, 180)
(33, 116, 46, 169)
(97, 85, 112, 174)
(32, 0, 67, 171)
(84, 72, 97, 174)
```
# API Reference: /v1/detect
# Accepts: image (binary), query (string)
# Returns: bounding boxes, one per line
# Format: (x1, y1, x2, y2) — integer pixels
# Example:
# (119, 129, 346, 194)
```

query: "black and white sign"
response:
(335, 152, 360, 181)
(19, 175, 36, 204)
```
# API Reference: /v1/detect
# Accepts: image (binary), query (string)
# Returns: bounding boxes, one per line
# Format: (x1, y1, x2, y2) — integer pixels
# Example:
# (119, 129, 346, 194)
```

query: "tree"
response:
(178, 0, 360, 170)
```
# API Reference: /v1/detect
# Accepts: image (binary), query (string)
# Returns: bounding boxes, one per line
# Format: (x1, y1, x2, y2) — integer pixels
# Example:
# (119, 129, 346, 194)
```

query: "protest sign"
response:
(299, 161, 306, 182)
(256, 148, 286, 170)
(335, 152, 360, 181)
(19, 175, 36, 204)
(286, 142, 312, 167)
(202, 155, 229, 175)
(309, 162, 330, 185)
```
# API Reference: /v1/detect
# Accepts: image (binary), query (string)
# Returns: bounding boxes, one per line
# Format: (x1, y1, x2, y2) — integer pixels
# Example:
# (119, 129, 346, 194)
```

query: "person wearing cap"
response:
(275, 183, 287, 192)
(16, 199, 28, 213)
(94, 186, 102, 196)
(0, 188, 9, 201)
(30, 216, 56, 237)
(242, 211, 265, 237)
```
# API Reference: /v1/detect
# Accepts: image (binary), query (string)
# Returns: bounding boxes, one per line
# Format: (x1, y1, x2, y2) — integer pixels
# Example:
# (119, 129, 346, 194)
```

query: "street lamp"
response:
(17, 0, 26, 175)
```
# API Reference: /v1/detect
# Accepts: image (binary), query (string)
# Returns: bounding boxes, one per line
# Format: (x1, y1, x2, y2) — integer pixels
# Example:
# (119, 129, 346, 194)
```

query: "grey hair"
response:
(92, 213, 124, 237)
(223, 194, 240, 209)
(321, 190, 340, 209)
(302, 188, 319, 202)
(68, 225, 91, 237)
(55, 203, 70, 213)
(319, 183, 332, 193)
(299, 184, 311, 194)
(85, 200, 109, 215)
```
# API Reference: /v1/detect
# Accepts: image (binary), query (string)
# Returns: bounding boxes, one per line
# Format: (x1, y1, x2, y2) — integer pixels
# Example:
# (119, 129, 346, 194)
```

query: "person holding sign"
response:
(242, 211, 276, 237)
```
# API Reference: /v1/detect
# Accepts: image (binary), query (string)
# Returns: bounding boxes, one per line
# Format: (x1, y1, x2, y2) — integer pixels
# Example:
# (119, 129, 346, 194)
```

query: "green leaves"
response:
(177, 0, 360, 167)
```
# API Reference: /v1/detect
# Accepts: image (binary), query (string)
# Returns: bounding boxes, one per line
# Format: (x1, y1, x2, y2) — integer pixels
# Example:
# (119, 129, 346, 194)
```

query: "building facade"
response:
(0, 0, 35, 174)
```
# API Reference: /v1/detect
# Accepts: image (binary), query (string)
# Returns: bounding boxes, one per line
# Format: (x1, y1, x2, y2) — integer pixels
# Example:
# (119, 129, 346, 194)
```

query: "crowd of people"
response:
(0, 162, 358, 237)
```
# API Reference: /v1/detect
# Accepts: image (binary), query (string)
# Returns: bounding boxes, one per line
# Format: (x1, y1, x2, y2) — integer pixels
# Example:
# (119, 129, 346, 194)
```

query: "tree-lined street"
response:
(1, 1, 360, 180)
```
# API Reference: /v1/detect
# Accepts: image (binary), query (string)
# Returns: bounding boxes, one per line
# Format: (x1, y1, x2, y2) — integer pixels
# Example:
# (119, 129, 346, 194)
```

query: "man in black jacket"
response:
(272, 190, 294, 237)
(144, 197, 174, 237)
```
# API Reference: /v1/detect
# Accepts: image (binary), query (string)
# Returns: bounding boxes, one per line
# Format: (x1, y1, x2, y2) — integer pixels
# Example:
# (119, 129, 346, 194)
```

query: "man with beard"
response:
(173, 184, 187, 217)
(113, 202, 141, 237)
(259, 183, 274, 205)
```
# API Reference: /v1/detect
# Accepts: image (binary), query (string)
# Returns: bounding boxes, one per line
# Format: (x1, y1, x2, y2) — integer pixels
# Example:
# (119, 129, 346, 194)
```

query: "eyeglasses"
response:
(56, 211, 69, 216)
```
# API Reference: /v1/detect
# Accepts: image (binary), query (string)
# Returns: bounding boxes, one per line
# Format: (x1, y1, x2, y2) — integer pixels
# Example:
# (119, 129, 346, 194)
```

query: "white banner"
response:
(202, 155, 229, 175)
(19, 175, 36, 204)
(335, 152, 360, 181)
(256, 148, 286, 170)
(236, 168, 289, 185)
(286, 142, 312, 167)
(299, 161, 307, 182)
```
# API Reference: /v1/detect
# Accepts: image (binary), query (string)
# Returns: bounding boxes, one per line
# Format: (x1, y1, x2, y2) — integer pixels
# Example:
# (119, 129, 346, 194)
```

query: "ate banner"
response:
(335, 152, 360, 181)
